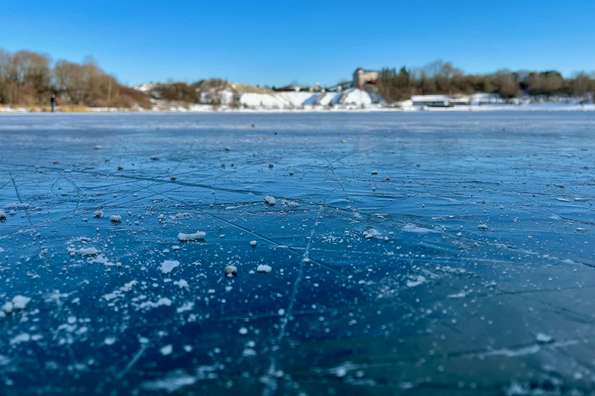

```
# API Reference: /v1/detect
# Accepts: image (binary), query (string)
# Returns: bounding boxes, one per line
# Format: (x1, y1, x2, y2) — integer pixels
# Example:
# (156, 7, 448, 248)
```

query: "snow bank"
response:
(238, 89, 379, 110)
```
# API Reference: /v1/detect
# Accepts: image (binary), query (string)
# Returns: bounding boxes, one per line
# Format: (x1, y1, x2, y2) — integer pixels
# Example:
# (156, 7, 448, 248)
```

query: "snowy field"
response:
(1, 112, 595, 395)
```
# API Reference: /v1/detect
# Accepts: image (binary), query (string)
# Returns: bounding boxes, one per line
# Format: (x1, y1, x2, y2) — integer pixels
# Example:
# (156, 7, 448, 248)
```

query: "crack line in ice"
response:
(9, 172, 33, 226)
(262, 204, 324, 396)
(116, 342, 148, 381)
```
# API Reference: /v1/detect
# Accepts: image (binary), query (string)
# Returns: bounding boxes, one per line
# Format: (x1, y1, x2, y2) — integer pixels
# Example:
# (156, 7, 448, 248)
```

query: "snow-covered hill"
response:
(238, 89, 382, 110)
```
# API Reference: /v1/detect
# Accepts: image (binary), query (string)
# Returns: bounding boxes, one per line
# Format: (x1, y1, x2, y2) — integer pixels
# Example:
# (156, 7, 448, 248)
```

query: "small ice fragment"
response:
(104, 337, 116, 346)
(406, 275, 426, 288)
(478, 224, 489, 230)
(177, 231, 206, 242)
(160, 260, 180, 274)
(363, 228, 381, 239)
(238, 327, 248, 335)
(242, 348, 257, 357)
(78, 247, 99, 257)
(448, 290, 471, 299)
(0, 210, 6, 221)
(160, 344, 173, 356)
(264, 196, 276, 206)
(2, 295, 31, 314)
(256, 264, 272, 273)
(141, 371, 197, 393)
(12, 296, 31, 310)
(225, 265, 238, 277)
(173, 279, 189, 289)
(10, 333, 32, 345)
(536, 333, 553, 344)
(94, 209, 103, 218)
(371, 170, 379, 175)
(402, 223, 435, 234)
(110, 215, 122, 224)
(249, 240, 257, 247)
(2, 302, 14, 314)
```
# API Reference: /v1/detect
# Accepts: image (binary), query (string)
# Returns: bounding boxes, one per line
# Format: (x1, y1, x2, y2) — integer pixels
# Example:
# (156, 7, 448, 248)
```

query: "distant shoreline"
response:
(2, 103, 595, 114)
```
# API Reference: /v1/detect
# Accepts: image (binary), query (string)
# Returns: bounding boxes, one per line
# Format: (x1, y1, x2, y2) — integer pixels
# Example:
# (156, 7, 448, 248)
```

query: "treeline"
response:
(0, 49, 150, 108)
(149, 79, 230, 103)
(377, 61, 595, 103)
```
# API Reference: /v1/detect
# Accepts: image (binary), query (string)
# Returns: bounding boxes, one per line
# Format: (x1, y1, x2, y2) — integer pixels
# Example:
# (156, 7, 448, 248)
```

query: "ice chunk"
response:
(2, 295, 31, 313)
(225, 265, 238, 277)
(2, 302, 14, 314)
(536, 333, 553, 344)
(363, 228, 381, 239)
(12, 295, 31, 310)
(110, 215, 122, 224)
(406, 275, 427, 288)
(256, 264, 272, 273)
(177, 231, 206, 242)
(249, 240, 257, 247)
(160, 260, 180, 274)
(78, 247, 99, 257)
(10, 333, 31, 345)
(173, 279, 189, 289)
(401, 224, 436, 234)
(264, 195, 276, 206)
(141, 371, 197, 393)
(160, 345, 173, 356)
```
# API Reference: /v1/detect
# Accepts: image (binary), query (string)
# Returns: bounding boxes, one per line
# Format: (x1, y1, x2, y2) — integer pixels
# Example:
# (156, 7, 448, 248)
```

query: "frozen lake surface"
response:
(1, 112, 595, 395)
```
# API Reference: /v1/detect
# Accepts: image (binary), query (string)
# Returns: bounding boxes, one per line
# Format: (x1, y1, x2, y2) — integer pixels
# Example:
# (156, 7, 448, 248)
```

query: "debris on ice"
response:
(110, 215, 122, 224)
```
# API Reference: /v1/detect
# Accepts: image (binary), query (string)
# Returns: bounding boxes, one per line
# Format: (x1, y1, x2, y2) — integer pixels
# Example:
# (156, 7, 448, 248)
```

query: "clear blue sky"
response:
(2, 0, 595, 86)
